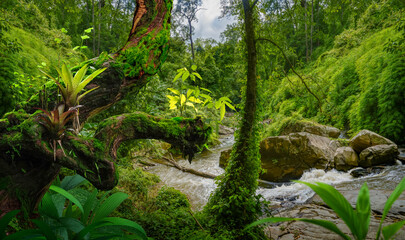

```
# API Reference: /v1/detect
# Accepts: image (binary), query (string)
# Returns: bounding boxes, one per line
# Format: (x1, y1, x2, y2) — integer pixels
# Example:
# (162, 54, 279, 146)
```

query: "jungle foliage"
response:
(1, 0, 405, 239)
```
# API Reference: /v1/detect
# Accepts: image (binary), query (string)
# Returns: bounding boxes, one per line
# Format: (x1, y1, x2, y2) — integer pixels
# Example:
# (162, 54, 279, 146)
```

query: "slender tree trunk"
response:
(188, 18, 195, 60)
(98, 0, 102, 55)
(304, 0, 309, 62)
(206, 0, 261, 233)
(92, 0, 96, 55)
(310, 0, 313, 59)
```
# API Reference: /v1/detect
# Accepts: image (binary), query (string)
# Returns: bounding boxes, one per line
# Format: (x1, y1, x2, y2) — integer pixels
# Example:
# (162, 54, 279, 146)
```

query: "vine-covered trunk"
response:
(206, 0, 262, 235)
(0, 0, 210, 218)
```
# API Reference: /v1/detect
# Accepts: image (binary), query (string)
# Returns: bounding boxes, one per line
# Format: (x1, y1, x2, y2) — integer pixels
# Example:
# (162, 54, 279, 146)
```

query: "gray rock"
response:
(334, 147, 359, 171)
(349, 130, 394, 153)
(218, 125, 234, 135)
(280, 120, 341, 138)
(259, 132, 337, 182)
(359, 144, 399, 167)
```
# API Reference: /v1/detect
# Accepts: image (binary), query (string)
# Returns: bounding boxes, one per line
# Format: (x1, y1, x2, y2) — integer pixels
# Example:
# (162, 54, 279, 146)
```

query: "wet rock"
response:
(349, 167, 369, 178)
(349, 130, 395, 153)
(265, 201, 405, 240)
(349, 166, 386, 178)
(359, 144, 399, 167)
(334, 147, 359, 171)
(280, 120, 341, 138)
(218, 125, 234, 135)
(259, 132, 337, 182)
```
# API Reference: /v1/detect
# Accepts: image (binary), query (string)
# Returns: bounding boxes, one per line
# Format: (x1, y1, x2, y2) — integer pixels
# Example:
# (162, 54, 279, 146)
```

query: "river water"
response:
(148, 135, 405, 211)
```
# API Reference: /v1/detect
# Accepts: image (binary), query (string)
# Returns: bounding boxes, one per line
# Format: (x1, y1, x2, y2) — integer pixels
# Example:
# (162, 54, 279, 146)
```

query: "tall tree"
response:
(206, 0, 263, 236)
(0, 0, 210, 218)
(173, 0, 202, 60)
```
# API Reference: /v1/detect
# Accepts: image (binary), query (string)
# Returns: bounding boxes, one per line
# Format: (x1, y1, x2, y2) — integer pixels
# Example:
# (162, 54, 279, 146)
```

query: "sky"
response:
(181, 0, 236, 41)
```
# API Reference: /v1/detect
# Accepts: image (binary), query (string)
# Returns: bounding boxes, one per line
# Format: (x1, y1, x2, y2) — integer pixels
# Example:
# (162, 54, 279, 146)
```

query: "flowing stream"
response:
(148, 135, 405, 211)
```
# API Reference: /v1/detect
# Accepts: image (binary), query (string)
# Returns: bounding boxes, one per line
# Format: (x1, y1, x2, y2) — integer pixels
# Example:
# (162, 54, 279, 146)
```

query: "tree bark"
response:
(206, 0, 261, 231)
(188, 18, 195, 60)
(0, 0, 209, 218)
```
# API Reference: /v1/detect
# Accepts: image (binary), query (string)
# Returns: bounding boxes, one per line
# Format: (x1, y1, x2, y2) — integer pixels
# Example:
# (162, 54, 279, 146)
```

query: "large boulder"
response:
(359, 144, 399, 167)
(349, 130, 394, 153)
(259, 132, 339, 182)
(334, 147, 359, 171)
(280, 120, 341, 138)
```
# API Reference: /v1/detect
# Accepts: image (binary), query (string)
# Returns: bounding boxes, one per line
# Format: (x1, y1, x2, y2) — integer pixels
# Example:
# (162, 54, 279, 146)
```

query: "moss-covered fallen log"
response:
(0, 110, 210, 216)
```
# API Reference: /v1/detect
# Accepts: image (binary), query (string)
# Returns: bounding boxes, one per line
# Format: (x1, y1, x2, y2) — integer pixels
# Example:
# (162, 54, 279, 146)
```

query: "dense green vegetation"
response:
(1, 0, 404, 239)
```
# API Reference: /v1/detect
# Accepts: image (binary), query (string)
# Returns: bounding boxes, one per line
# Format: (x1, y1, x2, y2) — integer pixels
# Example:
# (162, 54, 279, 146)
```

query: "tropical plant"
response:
(1, 175, 149, 240)
(246, 177, 405, 240)
(36, 104, 77, 160)
(166, 65, 235, 121)
(41, 63, 106, 132)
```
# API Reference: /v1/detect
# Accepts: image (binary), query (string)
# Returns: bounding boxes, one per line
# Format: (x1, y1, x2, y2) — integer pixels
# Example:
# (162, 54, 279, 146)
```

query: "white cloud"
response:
(174, 0, 235, 41)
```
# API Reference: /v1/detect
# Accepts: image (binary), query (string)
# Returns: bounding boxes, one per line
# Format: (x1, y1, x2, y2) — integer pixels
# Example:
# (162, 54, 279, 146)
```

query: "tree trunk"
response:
(0, 0, 209, 219)
(310, 0, 313, 59)
(206, 0, 261, 233)
(92, 0, 96, 55)
(188, 18, 195, 60)
(98, 0, 102, 55)
(304, 0, 309, 62)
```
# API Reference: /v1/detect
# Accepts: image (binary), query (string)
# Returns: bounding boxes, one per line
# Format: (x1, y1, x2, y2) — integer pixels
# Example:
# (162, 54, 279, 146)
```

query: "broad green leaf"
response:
(38, 192, 60, 219)
(296, 181, 358, 238)
(182, 71, 190, 81)
(61, 174, 86, 191)
(173, 72, 183, 82)
(32, 219, 57, 240)
(186, 102, 195, 109)
(206, 102, 214, 108)
(219, 96, 231, 102)
(54, 38, 62, 44)
(356, 183, 371, 240)
(168, 88, 180, 95)
(72, 65, 88, 88)
(191, 65, 197, 71)
(220, 104, 226, 121)
(200, 87, 211, 93)
(74, 220, 109, 240)
(0, 210, 19, 239)
(193, 72, 202, 80)
(200, 93, 211, 100)
(180, 94, 186, 106)
(190, 74, 196, 82)
(81, 35, 90, 40)
(82, 190, 98, 225)
(77, 86, 99, 103)
(4, 229, 45, 240)
(84, 27, 93, 33)
(49, 185, 84, 214)
(74, 68, 107, 97)
(92, 192, 128, 222)
(72, 46, 79, 51)
(215, 101, 222, 109)
(382, 220, 405, 240)
(189, 96, 202, 103)
(80, 46, 88, 49)
(225, 102, 236, 111)
(245, 217, 350, 240)
(62, 64, 74, 91)
(377, 176, 405, 239)
(61, 28, 68, 33)
(102, 217, 148, 240)
(169, 104, 177, 110)
(187, 89, 194, 98)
